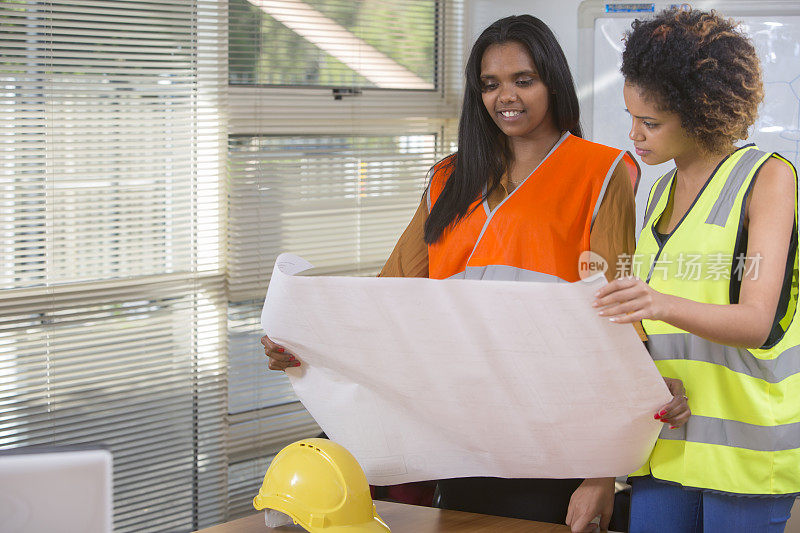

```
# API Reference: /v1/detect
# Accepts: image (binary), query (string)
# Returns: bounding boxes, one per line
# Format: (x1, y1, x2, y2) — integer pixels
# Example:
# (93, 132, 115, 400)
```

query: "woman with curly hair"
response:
(595, 7, 799, 531)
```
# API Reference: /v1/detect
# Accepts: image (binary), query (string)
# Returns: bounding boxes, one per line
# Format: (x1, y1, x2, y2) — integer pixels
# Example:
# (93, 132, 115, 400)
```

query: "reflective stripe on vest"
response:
(427, 133, 627, 281)
(632, 145, 800, 495)
(647, 332, 800, 383)
(658, 415, 800, 452)
(447, 265, 567, 282)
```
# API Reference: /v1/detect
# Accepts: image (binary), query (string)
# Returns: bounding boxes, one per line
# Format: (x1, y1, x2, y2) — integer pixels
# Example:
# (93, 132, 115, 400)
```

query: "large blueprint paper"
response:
(262, 253, 671, 485)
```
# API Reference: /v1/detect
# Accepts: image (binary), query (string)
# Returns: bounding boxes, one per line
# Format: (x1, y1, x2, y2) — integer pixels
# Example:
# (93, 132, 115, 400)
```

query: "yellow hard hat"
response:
(253, 438, 390, 532)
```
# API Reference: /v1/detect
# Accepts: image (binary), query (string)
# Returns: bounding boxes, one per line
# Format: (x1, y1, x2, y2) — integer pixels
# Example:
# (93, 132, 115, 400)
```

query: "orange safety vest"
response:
(427, 132, 637, 281)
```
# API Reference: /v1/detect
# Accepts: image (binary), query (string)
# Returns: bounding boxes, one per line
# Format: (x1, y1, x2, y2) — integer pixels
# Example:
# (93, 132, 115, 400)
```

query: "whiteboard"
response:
(579, 2, 800, 234)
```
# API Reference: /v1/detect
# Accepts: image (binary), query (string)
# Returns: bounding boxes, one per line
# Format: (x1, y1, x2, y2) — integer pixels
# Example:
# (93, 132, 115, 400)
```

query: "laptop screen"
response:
(0, 447, 113, 533)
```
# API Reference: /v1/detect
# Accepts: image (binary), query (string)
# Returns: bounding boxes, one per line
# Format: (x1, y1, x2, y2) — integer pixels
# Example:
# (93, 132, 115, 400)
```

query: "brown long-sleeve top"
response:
(379, 160, 647, 340)
(380, 161, 636, 280)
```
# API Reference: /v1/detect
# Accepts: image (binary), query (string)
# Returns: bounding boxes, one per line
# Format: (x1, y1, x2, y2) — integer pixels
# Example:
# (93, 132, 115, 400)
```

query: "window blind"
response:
(2, 0, 464, 528)
(224, 132, 441, 517)
(224, 0, 463, 518)
(0, 1, 227, 531)
(227, 134, 437, 298)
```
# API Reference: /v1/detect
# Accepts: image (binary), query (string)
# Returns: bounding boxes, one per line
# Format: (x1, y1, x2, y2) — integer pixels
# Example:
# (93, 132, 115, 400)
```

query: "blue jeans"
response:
(629, 476, 795, 533)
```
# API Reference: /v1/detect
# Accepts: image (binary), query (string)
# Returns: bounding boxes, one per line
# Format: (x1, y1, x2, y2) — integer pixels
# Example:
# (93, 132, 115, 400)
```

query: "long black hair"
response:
(424, 15, 582, 244)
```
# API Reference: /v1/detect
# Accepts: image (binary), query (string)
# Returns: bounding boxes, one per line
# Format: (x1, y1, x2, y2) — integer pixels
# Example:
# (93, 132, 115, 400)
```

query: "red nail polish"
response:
(659, 409, 667, 416)
(670, 426, 677, 429)
(277, 347, 284, 353)
(654, 413, 661, 420)
(293, 361, 301, 367)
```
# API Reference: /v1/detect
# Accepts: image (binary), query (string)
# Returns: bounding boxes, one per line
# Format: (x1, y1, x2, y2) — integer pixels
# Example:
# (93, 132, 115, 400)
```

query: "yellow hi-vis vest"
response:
(632, 145, 800, 495)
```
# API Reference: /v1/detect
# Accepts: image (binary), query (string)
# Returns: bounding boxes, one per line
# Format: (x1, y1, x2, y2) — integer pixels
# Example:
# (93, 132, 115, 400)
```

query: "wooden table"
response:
(196, 500, 570, 532)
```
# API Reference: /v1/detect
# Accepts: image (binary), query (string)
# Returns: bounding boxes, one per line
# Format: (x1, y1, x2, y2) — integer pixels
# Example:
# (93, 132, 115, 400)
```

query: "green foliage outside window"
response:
(229, 0, 437, 88)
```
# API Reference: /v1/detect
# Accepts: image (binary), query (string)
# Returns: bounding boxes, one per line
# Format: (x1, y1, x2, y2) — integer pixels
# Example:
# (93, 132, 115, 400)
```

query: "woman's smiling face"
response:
(480, 41, 556, 140)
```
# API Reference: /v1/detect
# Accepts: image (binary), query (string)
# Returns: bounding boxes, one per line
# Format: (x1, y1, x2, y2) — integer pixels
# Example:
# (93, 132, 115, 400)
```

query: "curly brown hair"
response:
(621, 8, 763, 154)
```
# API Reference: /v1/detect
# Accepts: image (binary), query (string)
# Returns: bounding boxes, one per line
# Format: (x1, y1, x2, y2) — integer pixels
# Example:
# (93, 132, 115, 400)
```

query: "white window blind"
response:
(227, 134, 438, 297)
(224, 0, 462, 518)
(224, 131, 444, 517)
(0, 1, 227, 531)
(1, 0, 465, 528)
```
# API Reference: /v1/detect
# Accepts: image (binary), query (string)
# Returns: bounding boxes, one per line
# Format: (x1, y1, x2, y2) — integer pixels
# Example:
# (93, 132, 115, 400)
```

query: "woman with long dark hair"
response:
(423, 13, 584, 246)
(264, 15, 688, 531)
(410, 15, 645, 531)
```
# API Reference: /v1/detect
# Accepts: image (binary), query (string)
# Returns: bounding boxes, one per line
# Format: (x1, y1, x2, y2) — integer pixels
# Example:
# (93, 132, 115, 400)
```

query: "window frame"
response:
(227, 0, 463, 137)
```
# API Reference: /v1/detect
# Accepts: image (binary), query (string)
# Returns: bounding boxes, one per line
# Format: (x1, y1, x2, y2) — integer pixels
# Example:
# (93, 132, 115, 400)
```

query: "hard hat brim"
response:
(255, 505, 391, 533)
(309, 516, 390, 533)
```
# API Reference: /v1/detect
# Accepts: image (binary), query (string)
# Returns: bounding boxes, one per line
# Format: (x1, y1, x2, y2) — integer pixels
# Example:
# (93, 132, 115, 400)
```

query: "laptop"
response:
(0, 446, 113, 533)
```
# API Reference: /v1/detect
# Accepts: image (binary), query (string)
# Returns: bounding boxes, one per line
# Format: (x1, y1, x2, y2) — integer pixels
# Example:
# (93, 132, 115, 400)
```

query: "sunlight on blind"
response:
(0, 1, 227, 530)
